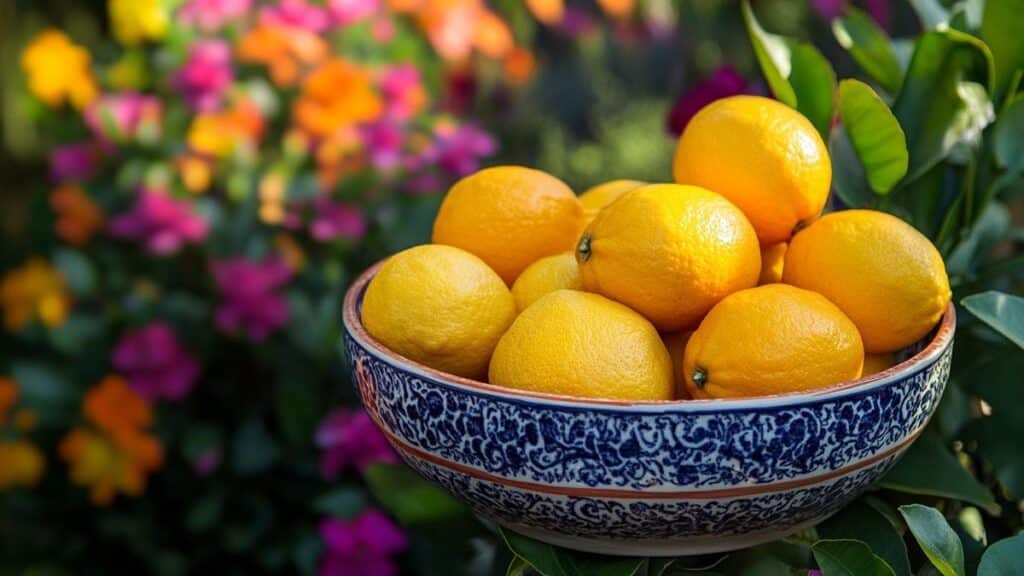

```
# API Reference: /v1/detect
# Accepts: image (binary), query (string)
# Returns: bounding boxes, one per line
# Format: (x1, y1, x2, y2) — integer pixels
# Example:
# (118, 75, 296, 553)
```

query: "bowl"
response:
(341, 262, 956, 557)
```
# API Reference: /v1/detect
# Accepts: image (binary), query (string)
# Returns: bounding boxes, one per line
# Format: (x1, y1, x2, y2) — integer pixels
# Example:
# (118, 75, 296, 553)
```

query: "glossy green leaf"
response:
(961, 414, 1024, 499)
(500, 528, 645, 576)
(363, 464, 466, 525)
(978, 533, 1024, 575)
(829, 125, 877, 208)
(981, 0, 1024, 102)
(832, 7, 903, 94)
(946, 203, 1011, 276)
(962, 291, 1024, 349)
(837, 79, 908, 194)
(818, 501, 911, 576)
(880, 430, 997, 511)
(812, 539, 896, 576)
(507, 557, 531, 576)
(742, 0, 836, 139)
(899, 504, 966, 576)
(994, 97, 1024, 173)
(908, 0, 950, 28)
(893, 29, 994, 185)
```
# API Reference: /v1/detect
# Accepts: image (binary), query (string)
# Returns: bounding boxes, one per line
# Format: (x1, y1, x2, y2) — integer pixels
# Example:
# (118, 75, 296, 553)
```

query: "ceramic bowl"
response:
(341, 262, 956, 557)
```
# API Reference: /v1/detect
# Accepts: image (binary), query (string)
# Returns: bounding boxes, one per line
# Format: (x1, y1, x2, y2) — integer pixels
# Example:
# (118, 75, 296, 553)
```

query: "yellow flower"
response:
(0, 440, 46, 490)
(109, 0, 169, 46)
(0, 259, 71, 331)
(20, 31, 98, 109)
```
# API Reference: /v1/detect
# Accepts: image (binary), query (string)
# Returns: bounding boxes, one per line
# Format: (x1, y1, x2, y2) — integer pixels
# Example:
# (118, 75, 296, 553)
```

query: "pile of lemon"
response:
(362, 96, 952, 401)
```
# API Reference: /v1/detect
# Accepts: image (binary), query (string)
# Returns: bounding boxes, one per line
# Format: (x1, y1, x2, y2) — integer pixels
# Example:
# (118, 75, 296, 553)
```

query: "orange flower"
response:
(50, 185, 104, 246)
(21, 30, 98, 109)
(0, 440, 45, 490)
(294, 59, 383, 138)
(597, 0, 634, 19)
(526, 0, 564, 24)
(0, 258, 71, 330)
(0, 377, 17, 427)
(416, 0, 483, 62)
(176, 155, 213, 194)
(504, 47, 536, 86)
(388, 0, 421, 12)
(473, 9, 514, 58)
(237, 23, 328, 88)
(60, 376, 163, 506)
(188, 99, 265, 158)
(315, 127, 366, 188)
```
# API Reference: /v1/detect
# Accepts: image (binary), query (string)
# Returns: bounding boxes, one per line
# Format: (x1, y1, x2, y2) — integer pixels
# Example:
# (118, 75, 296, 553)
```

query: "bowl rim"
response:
(342, 260, 956, 411)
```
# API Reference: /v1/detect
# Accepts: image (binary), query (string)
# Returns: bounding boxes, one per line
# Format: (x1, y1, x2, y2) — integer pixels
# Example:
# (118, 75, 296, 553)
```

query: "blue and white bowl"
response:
(342, 262, 956, 556)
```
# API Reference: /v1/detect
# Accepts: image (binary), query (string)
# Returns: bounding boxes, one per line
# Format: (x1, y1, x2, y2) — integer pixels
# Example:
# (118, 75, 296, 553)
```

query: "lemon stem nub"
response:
(692, 367, 708, 389)
(576, 234, 592, 262)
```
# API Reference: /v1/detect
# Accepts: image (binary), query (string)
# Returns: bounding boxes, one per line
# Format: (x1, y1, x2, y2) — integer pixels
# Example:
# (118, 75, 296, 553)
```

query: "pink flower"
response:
(811, 0, 844, 20)
(380, 64, 426, 121)
(174, 40, 234, 112)
(808, 571, 822, 576)
(108, 189, 208, 254)
(260, 0, 330, 32)
(557, 7, 598, 37)
(309, 197, 368, 242)
(85, 92, 162, 145)
(50, 144, 98, 182)
(113, 322, 201, 401)
(430, 124, 497, 177)
(316, 409, 397, 479)
(864, 0, 891, 28)
(179, 0, 252, 31)
(328, 0, 378, 27)
(362, 122, 403, 170)
(402, 172, 443, 196)
(667, 65, 750, 136)
(212, 258, 291, 340)
(319, 509, 407, 576)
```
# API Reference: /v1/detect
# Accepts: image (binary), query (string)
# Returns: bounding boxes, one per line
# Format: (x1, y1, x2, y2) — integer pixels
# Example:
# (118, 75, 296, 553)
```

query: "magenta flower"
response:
(112, 322, 201, 401)
(864, 0, 891, 28)
(174, 40, 234, 112)
(260, 0, 330, 32)
(808, 571, 823, 576)
(316, 409, 397, 479)
(212, 258, 292, 340)
(380, 64, 425, 121)
(85, 92, 162, 145)
(319, 509, 407, 576)
(431, 124, 497, 177)
(108, 189, 209, 255)
(811, 0, 844, 20)
(179, 0, 252, 31)
(328, 0, 378, 27)
(362, 122, 404, 170)
(557, 7, 598, 37)
(309, 197, 367, 242)
(49, 143, 98, 182)
(667, 65, 750, 136)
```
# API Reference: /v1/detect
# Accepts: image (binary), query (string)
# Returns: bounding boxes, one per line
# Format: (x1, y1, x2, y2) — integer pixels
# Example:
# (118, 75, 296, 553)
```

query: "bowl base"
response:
(496, 515, 826, 557)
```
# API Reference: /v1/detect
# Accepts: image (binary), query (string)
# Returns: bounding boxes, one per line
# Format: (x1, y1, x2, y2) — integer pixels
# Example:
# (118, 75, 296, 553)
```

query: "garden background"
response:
(1, 0, 1023, 575)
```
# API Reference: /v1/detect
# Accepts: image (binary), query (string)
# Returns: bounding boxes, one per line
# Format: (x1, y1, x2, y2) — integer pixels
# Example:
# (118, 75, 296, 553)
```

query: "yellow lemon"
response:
(432, 166, 584, 284)
(576, 183, 761, 331)
(759, 242, 787, 284)
(362, 244, 515, 379)
(672, 95, 831, 244)
(489, 290, 673, 401)
(510, 253, 582, 312)
(682, 284, 864, 399)
(661, 330, 693, 399)
(578, 179, 646, 223)
(783, 209, 951, 353)
(863, 353, 896, 376)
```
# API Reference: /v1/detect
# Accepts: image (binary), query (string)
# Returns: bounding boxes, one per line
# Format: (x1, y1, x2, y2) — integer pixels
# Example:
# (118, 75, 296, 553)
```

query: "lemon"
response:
(683, 284, 864, 399)
(661, 330, 693, 399)
(362, 244, 515, 379)
(863, 353, 896, 376)
(783, 209, 951, 353)
(489, 290, 673, 401)
(510, 253, 582, 312)
(576, 183, 761, 331)
(578, 179, 646, 223)
(673, 95, 831, 244)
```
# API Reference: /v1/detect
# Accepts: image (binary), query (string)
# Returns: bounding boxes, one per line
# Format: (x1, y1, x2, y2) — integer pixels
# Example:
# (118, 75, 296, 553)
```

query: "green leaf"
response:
(830, 125, 878, 208)
(981, 0, 1024, 103)
(893, 29, 995, 185)
(363, 464, 466, 525)
(837, 79, 909, 194)
(908, 0, 950, 28)
(978, 533, 1024, 575)
(52, 248, 97, 298)
(507, 557, 531, 576)
(946, 203, 1011, 276)
(879, 430, 998, 511)
(499, 528, 645, 576)
(48, 313, 105, 355)
(818, 501, 911, 576)
(813, 539, 896, 576)
(314, 488, 367, 518)
(899, 504, 966, 576)
(994, 96, 1024, 174)
(231, 418, 280, 475)
(832, 7, 903, 94)
(9, 361, 77, 427)
(961, 414, 1024, 499)
(962, 291, 1024, 349)
(742, 0, 836, 139)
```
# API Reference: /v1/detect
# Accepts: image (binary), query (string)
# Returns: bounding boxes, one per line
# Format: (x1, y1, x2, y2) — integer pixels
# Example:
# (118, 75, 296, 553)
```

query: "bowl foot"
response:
(496, 515, 826, 557)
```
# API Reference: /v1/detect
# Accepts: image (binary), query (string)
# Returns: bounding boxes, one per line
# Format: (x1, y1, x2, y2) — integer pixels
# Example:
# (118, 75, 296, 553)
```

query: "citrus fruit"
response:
(672, 95, 831, 244)
(362, 244, 515, 379)
(510, 252, 582, 312)
(578, 179, 646, 223)
(661, 330, 693, 399)
(489, 290, 673, 401)
(759, 242, 787, 284)
(783, 209, 951, 353)
(432, 166, 584, 284)
(576, 183, 761, 331)
(682, 284, 864, 399)
(863, 353, 896, 376)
